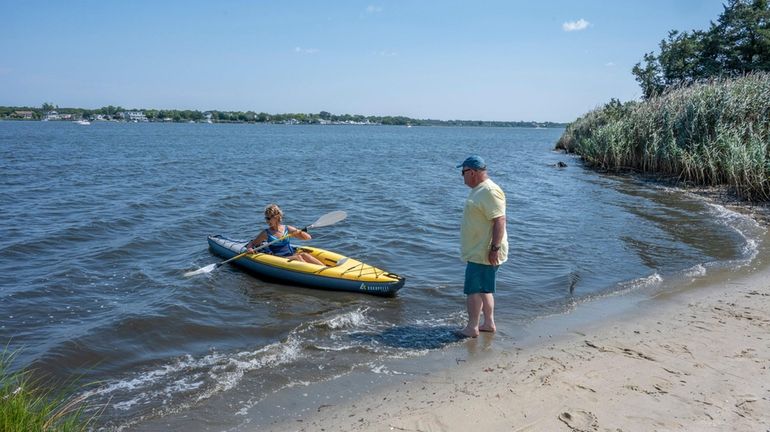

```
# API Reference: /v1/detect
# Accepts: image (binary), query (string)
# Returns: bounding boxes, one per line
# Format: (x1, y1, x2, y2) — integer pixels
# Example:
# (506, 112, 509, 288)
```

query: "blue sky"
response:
(2, 1, 726, 122)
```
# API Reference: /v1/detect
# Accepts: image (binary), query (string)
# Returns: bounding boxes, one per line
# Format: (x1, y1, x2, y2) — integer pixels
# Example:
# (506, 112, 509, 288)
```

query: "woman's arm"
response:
(289, 225, 312, 240)
(246, 231, 268, 251)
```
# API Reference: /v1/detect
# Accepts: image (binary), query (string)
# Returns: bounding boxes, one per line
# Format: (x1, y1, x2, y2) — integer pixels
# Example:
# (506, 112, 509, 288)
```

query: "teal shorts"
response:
(464, 262, 499, 295)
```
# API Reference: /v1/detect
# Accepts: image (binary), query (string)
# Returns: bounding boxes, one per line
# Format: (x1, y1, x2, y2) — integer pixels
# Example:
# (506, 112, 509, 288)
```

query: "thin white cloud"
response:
(294, 47, 319, 55)
(367, 5, 383, 14)
(377, 50, 398, 57)
(605, 62, 616, 67)
(563, 18, 590, 32)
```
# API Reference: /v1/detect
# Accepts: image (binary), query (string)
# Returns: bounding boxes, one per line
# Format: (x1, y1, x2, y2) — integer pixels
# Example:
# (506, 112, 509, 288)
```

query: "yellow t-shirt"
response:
(460, 178, 508, 265)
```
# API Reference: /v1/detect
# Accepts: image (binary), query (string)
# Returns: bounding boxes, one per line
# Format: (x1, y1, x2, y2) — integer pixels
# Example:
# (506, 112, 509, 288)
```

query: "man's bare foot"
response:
(458, 327, 479, 338)
(479, 324, 496, 332)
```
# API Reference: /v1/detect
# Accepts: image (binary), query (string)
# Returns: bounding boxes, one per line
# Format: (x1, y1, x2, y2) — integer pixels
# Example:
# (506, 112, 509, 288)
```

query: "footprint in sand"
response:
(557, 410, 598, 432)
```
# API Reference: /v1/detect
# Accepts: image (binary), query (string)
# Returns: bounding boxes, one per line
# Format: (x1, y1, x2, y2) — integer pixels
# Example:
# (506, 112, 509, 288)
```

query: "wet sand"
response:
(269, 261, 770, 431)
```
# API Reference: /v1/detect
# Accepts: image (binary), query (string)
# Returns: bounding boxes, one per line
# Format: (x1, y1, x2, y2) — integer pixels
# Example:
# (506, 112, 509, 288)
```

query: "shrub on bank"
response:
(1, 350, 94, 432)
(556, 73, 770, 200)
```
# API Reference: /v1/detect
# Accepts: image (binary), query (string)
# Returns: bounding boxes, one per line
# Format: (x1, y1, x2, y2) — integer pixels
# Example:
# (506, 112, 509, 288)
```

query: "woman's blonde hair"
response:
(264, 203, 283, 221)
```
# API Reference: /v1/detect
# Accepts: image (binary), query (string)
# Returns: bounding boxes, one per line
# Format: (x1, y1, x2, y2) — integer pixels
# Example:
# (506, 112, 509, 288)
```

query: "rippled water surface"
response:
(0, 121, 764, 430)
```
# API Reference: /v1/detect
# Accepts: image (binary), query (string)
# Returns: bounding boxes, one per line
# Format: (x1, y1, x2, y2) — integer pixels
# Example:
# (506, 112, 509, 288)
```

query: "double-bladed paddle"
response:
(184, 210, 347, 277)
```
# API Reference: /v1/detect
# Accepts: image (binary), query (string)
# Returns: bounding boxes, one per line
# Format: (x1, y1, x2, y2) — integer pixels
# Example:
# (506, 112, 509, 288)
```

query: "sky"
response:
(1, 1, 727, 123)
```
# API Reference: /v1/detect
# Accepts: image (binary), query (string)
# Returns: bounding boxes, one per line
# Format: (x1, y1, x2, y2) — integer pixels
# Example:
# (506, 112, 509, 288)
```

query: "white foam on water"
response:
(650, 186, 766, 271)
(87, 336, 304, 421)
(315, 307, 372, 330)
(412, 314, 463, 328)
(369, 363, 405, 375)
(309, 343, 360, 352)
(565, 272, 665, 310)
(703, 201, 765, 265)
(620, 272, 663, 291)
(200, 337, 303, 400)
(683, 263, 707, 278)
(93, 307, 389, 429)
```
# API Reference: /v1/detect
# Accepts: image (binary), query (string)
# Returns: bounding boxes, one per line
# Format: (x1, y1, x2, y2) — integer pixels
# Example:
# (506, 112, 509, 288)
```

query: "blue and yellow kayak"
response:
(207, 235, 405, 296)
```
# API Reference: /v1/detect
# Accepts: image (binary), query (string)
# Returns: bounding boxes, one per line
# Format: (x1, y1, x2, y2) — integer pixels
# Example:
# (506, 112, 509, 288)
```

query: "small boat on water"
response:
(74, 119, 91, 125)
(207, 235, 406, 296)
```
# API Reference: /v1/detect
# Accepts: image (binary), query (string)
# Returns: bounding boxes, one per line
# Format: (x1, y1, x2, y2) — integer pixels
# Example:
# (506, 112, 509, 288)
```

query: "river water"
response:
(0, 121, 765, 430)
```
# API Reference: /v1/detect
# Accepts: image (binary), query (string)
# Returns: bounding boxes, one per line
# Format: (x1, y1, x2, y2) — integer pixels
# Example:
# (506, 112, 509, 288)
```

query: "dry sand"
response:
(270, 268, 770, 432)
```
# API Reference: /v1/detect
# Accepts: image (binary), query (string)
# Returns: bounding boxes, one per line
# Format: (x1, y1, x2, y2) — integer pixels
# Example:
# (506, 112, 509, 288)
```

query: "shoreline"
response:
(263, 213, 770, 431)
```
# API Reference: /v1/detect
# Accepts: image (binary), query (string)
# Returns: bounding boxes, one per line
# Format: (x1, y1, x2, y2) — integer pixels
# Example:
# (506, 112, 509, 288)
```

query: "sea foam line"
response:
(703, 201, 765, 264)
(88, 308, 379, 417)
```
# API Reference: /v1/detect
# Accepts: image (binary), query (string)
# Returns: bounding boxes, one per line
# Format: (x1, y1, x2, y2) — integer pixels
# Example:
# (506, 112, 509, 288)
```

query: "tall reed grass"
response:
(557, 73, 770, 200)
(1, 349, 94, 432)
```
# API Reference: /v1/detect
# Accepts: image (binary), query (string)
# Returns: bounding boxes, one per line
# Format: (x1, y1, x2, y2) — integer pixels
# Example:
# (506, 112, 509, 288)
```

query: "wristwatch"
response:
(490, 244, 501, 252)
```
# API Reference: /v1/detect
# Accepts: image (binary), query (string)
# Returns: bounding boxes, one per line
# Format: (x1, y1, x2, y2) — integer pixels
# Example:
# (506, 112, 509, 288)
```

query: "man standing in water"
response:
(457, 155, 508, 338)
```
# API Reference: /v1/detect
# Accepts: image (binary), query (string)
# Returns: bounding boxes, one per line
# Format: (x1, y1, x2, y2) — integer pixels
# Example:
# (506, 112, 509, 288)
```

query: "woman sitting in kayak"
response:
(245, 204, 325, 266)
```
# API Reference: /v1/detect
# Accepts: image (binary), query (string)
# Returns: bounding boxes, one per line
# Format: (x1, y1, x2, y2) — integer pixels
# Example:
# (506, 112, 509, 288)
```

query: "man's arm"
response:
(488, 215, 506, 266)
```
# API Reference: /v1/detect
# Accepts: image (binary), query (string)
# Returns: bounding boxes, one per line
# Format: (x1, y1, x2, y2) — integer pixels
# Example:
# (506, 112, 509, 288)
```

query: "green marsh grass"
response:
(557, 73, 770, 200)
(1, 349, 95, 432)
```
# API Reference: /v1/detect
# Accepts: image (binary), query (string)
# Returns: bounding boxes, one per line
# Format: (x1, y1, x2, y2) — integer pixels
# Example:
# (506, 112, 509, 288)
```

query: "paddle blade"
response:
(309, 210, 347, 229)
(184, 263, 217, 277)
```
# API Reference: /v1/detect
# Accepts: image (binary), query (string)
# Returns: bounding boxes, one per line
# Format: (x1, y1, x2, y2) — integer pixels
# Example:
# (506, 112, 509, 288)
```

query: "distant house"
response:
(123, 111, 148, 122)
(12, 111, 34, 119)
(126, 111, 148, 122)
(44, 110, 60, 121)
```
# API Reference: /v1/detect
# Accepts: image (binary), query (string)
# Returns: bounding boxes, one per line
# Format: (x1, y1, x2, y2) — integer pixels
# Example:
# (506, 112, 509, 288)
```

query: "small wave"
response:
(683, 264, 707, 278)
(317, 308, 371, 330)
(369, 363, 406, 375)
(559, 272, 665, 312)
(617, 272, 663, 292)
(85, 336, 303, 424)
(85, 308, 388, 428)
(704, 202, 765, 263)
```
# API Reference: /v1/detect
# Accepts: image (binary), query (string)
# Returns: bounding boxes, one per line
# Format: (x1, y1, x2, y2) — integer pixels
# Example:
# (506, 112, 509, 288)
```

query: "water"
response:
(0, 121, 765, 430)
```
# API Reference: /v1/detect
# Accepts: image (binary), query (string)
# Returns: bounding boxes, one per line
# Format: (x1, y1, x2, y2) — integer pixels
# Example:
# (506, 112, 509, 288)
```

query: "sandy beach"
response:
(270, 261, 770, 431)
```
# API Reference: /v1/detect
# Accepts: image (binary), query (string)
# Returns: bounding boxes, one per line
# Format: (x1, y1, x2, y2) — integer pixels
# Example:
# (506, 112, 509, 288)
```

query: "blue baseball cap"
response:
(456, 155, 486, 170)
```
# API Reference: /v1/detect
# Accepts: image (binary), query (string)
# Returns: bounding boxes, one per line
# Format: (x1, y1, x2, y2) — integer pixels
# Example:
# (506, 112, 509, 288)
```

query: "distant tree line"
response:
(633, 0, 770, 98)
(0, 105, 565, 128)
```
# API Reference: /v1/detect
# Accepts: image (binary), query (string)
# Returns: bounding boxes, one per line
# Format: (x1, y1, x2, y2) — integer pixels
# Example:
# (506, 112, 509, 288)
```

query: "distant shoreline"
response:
(0, 118, 566, 128)
(0, 106, 568, 128)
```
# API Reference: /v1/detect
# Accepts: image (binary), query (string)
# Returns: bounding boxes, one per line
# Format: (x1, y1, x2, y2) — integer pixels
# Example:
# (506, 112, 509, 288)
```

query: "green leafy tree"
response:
(632, 0, 770, 98)
(715, 0, 770, 73)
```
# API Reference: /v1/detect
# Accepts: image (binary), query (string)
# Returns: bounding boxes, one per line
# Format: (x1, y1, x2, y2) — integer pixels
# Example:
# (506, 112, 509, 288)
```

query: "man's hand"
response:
(488, 249, 500, 266)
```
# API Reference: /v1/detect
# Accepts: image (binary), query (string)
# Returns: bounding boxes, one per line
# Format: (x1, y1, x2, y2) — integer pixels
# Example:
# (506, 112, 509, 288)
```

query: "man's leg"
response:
(479, 293, 496, 332)
(461, 293, 482, 337)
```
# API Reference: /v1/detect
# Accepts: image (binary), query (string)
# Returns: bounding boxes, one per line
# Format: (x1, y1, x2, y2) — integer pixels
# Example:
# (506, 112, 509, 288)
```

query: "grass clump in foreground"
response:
(1, 349, 95, 432)
(556, 73, 770, 201)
